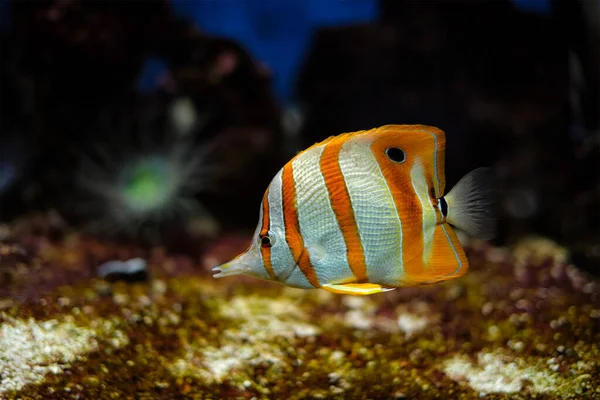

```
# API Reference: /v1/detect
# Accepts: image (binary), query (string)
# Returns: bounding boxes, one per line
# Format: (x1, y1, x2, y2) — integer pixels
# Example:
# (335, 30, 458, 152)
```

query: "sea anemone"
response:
(74, 129, 218, 241)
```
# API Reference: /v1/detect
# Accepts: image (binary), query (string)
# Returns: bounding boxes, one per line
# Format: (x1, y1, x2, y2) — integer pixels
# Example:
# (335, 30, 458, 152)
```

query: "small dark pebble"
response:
(98, 258, 150, 283)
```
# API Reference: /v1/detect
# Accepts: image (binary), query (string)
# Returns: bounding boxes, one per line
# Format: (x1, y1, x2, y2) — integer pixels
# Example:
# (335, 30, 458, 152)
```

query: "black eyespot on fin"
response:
(385, 147, 406, 163)
(439, 197, 448, 217)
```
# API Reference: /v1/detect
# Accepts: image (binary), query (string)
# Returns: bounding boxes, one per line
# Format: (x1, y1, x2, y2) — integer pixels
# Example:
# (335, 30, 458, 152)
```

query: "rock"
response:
(97, 258, 149, 283)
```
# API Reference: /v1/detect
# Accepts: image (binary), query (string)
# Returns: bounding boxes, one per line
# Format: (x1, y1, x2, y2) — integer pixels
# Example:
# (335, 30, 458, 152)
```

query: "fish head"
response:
(212, 175, 295, 283)
(211, 226, 294, 282)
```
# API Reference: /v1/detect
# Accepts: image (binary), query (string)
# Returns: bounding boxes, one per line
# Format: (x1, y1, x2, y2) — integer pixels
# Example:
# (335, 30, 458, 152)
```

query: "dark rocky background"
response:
(1, 0, 597, 274)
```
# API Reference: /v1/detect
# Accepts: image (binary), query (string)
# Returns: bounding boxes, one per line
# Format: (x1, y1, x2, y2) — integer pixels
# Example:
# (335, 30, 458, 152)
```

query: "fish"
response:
(212, 125, 495, 296)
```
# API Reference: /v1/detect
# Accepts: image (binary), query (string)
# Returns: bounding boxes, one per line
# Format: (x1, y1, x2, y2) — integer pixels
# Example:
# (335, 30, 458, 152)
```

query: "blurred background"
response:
(0, 0, 598, 275)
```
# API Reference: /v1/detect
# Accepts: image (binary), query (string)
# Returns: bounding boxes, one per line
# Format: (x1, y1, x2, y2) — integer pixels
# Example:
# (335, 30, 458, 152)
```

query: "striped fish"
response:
(213, 125, 495, 295)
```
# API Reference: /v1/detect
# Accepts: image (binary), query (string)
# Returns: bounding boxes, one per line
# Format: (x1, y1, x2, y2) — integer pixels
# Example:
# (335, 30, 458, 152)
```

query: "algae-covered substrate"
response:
(0, 225, 598, 399)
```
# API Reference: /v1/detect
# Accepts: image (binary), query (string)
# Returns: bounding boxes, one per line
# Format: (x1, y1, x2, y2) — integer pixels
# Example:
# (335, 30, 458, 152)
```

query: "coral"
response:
(167, 295, 320, 389)
(443, 350, 561, 395)
(0, 217, 598, 399)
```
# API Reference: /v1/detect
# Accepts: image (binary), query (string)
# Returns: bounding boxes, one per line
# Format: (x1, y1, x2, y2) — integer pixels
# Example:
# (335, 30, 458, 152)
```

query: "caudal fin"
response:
(444, 167, 496, 240)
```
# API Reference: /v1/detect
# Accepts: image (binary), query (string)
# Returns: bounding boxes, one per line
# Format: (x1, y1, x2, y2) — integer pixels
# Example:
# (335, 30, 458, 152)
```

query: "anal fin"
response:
(322, 283, 395, 296)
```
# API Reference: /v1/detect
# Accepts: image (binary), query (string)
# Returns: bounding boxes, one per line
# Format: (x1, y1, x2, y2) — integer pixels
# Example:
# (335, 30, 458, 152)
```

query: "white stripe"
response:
(266, 169, 298, 283)
(421, 128, 442, 198)
(339, 138, 404, 285)
(249, 200, 269, 280)
(410, 158, 437, 266)
(291, 145, 354, 285)
(254, 199, 264, 238)
(255, 201, 264, 269)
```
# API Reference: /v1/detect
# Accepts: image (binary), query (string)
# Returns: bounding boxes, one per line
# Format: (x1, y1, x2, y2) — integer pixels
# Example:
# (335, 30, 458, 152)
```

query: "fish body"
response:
(213, 125, 494, 295)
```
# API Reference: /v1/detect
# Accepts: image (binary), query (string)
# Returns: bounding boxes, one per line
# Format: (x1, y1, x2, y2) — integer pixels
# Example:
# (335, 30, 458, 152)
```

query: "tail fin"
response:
(444, 167, 496, 240)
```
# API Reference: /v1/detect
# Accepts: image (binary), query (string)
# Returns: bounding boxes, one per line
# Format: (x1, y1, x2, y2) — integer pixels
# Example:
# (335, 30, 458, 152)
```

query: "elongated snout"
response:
(212, 247, 267, 279)
(212, 257, 252, 278)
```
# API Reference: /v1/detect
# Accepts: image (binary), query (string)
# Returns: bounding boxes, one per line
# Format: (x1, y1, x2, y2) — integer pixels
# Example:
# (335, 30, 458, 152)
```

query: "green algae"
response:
(0, 230, 598, 399)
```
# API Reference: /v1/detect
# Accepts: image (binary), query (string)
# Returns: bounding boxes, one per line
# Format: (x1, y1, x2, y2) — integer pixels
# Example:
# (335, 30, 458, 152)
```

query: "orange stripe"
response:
(320, 139, 368, 282)
(369, 127, 425, 277)
(281, 163, 321, 288)
(259, 188, 276, 280)
(427, 223, 469, 281)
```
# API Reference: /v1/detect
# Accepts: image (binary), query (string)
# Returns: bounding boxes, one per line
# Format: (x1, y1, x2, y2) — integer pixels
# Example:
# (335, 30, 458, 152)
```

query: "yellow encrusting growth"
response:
(167, 296, 320, 387)
(444, 350, 561, 395)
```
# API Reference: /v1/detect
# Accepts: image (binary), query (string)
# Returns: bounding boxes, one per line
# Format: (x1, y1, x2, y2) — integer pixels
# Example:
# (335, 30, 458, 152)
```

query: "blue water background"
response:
(138, 0, 550, 104)
(0, 0, 551, 105)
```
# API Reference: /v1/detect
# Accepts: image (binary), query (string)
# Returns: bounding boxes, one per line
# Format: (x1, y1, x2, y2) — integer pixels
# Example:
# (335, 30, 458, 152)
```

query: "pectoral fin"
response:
(321, 283, 395, 296)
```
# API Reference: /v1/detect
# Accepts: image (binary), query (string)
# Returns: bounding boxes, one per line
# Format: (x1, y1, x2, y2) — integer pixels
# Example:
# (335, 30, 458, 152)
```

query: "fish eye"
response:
(259, 235, 274, 248)
(385, 147, 406, 163)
